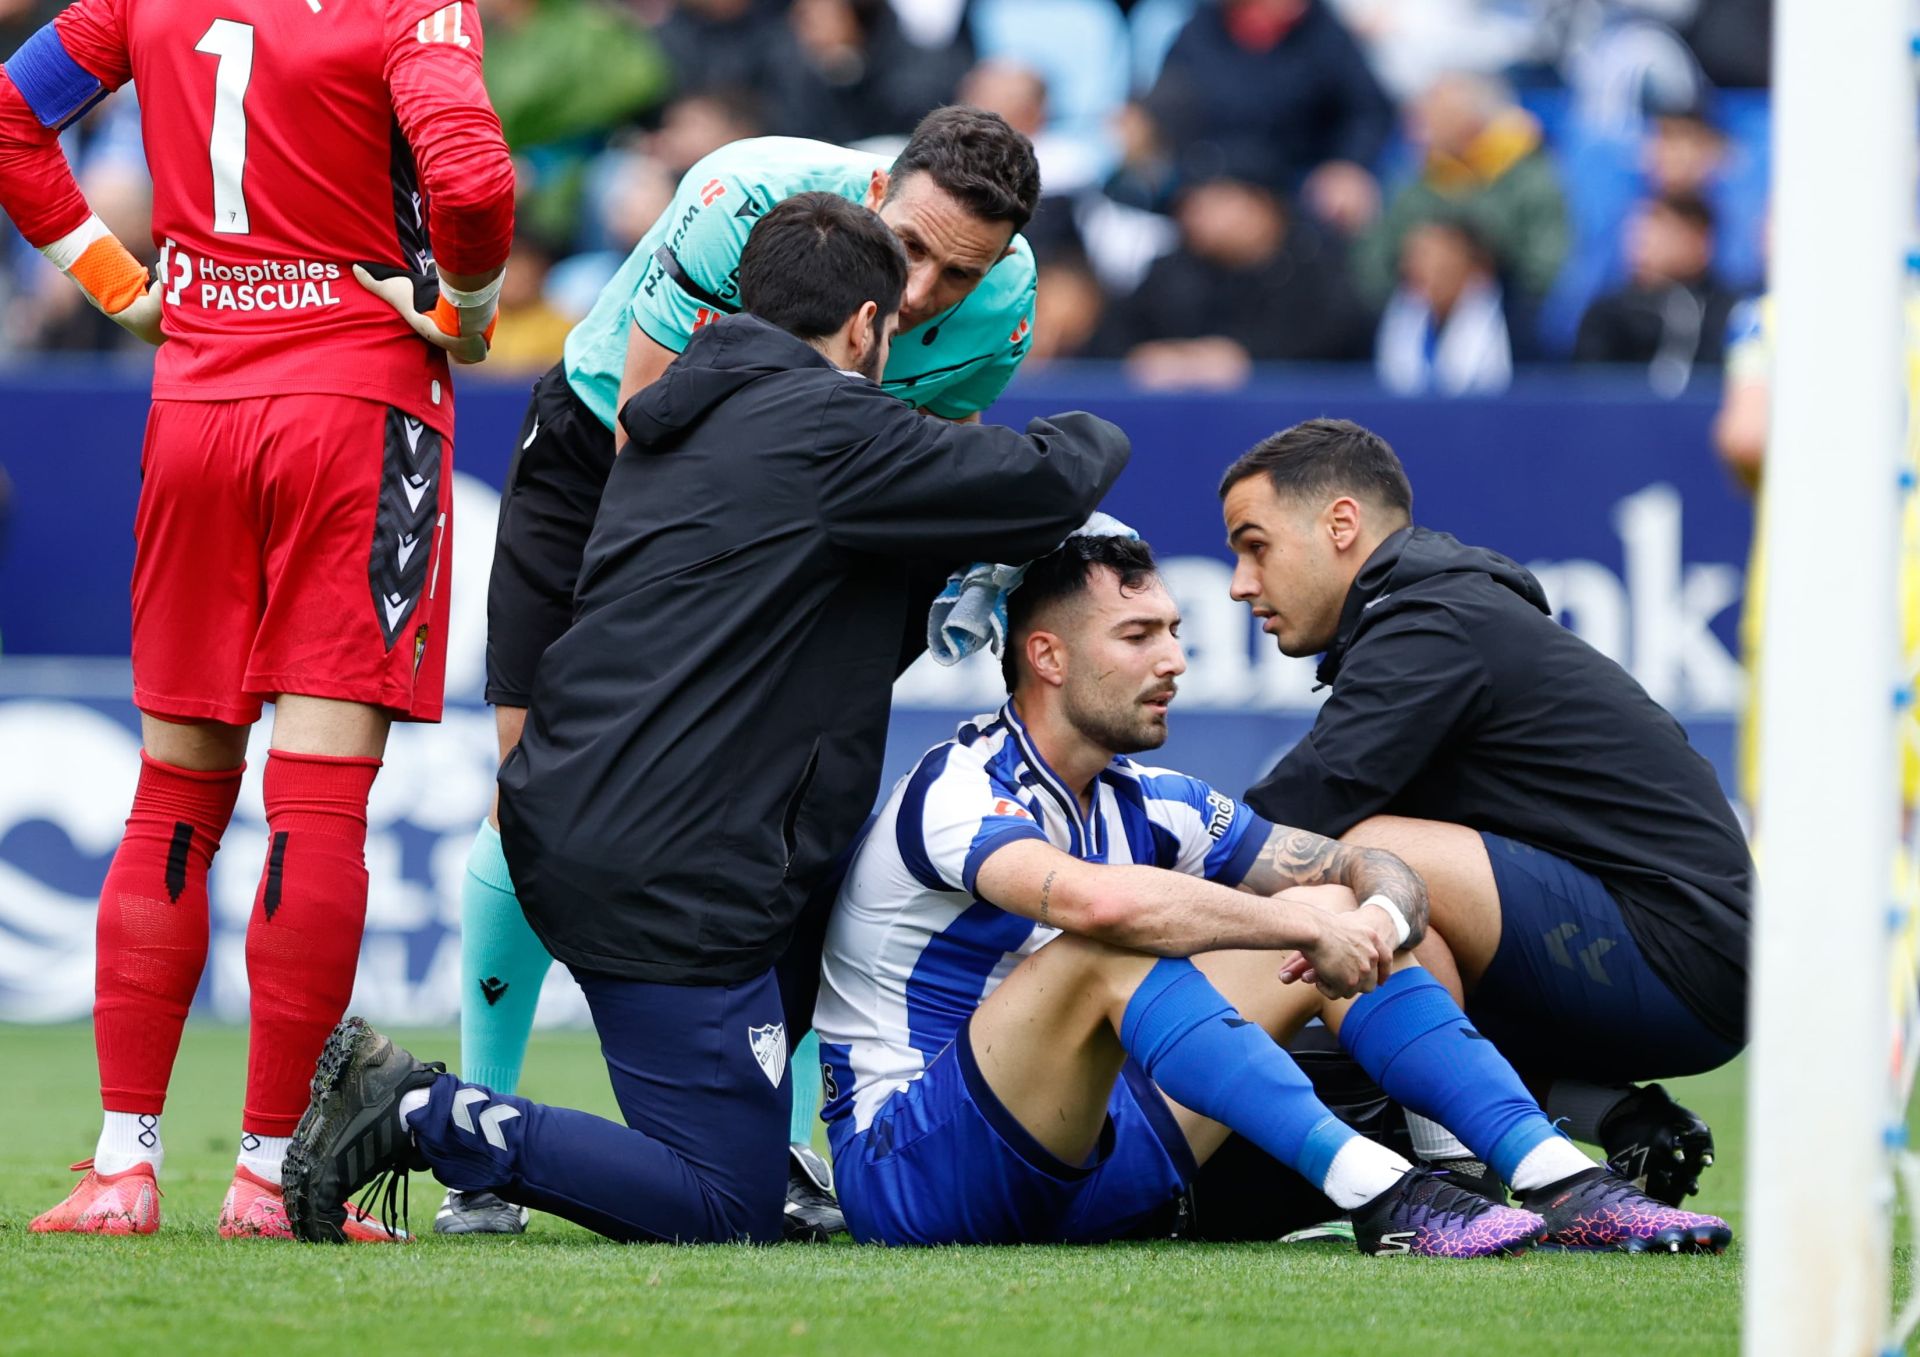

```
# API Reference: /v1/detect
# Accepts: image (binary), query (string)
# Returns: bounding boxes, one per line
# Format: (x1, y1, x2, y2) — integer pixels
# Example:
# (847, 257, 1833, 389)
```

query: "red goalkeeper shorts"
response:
(131, 394, 454, 725)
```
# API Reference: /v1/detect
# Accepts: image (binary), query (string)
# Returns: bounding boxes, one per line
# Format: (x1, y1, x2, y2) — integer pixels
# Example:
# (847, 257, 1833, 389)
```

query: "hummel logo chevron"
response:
(479, 976, 509, 1006)
(452, 1087, 522, 1149)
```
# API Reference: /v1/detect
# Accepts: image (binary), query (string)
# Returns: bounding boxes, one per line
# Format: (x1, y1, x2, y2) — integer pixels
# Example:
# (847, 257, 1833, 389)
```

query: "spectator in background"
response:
(1025, 250, 1108, 367)
(1574, 189, 1736, 394)
(1354, 73, 1567, 309)
(1374, 217, 1513, 396)
(653, 0, 794, 103)
(1142, 0, 1394, 236)
(1643, 100, 1727, 198)
(1105, 171, 1375, 390)
(650, 88, 765, 177)
(489, 233, 575, 373)
(771, 0, 969, 146)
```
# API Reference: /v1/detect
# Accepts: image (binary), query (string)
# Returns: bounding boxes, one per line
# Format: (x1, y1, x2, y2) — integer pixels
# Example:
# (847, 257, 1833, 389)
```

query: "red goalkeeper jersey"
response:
(0, 0, 513, 431)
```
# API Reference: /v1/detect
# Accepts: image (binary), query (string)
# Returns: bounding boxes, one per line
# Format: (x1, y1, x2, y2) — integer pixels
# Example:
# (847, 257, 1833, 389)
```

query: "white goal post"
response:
(1743, 1, 1914, 1354)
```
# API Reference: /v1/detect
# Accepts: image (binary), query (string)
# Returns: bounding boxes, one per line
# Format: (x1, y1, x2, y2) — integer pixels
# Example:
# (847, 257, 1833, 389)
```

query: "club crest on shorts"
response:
(747, 1022, 787, 1089)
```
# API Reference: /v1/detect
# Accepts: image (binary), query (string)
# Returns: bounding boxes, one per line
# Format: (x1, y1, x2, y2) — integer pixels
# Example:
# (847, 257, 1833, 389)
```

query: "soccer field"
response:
(0, 1023, 1767, 1357)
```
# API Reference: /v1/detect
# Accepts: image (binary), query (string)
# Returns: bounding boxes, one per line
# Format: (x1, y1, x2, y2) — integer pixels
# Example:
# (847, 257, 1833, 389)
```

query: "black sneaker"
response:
(1599, 1083, 1716, 1206)
(783, 1143, 845, 1242)
(282, 1016, 442, 1244)
(434, 1188, 529, 1235)
(1350, 1167, 1546, 1258)
(1517, 1165, 1732, 1253)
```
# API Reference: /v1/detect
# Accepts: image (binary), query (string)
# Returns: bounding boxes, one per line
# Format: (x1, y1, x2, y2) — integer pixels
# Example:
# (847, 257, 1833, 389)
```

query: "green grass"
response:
(0, 1023, 1752, 1356)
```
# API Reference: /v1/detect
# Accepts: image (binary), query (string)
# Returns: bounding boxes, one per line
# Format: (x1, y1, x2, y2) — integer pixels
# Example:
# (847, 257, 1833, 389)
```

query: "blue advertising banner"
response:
(0, 364, 1751, 1023)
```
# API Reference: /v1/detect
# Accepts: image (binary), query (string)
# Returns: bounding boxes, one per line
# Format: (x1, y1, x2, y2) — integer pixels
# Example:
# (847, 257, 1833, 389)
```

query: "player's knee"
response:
(1037, 931, 1158, 1009)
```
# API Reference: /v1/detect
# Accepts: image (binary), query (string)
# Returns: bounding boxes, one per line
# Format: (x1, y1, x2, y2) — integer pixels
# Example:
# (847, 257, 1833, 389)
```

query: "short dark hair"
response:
(738, 192, 907, 341)
(1217, 418, 1415, 519)
(1651, 188, 1715, 235)
(1002, 535, 1159, 692)
(888, 105, 1041, 232)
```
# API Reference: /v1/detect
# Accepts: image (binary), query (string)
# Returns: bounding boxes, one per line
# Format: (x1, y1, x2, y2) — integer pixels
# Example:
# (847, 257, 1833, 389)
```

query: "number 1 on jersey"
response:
(193, 19, 254, 235)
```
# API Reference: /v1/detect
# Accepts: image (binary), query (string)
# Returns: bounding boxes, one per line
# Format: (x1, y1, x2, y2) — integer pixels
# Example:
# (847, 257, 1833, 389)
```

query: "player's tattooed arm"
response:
(1039, 869, 1057, 927)
(1237, 827, 1429, 949)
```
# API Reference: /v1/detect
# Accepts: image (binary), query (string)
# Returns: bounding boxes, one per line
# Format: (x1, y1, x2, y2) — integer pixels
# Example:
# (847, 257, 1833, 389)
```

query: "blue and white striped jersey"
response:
(814, 703, 1273, 1135)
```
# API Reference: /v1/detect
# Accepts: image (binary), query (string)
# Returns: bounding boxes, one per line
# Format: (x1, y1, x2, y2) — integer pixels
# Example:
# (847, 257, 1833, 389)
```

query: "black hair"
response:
(1651, 188, 1716, 235)
(737, 192, 907, 342)
(1001, 535, 1159, 692)
(1217, 418, 1415, 519)
(887, 105, 1041, 232)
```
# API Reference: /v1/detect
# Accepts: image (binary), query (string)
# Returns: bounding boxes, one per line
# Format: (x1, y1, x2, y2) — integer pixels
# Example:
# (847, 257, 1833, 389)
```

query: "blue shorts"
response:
(830, 1022, 1196, 1246)
(1470, 833, 1741, 1082)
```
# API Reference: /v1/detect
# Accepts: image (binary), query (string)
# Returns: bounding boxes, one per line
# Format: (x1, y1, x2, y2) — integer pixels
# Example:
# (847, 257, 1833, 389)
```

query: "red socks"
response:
(242, 750, 382, 1137)
(95, 752, 244, 1115)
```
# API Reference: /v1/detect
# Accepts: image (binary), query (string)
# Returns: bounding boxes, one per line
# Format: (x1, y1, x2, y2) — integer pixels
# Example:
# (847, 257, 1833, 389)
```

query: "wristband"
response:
(436, 270, 503, 310)
(41, 214, 148, 313)
(1360, 894, 1411, 948)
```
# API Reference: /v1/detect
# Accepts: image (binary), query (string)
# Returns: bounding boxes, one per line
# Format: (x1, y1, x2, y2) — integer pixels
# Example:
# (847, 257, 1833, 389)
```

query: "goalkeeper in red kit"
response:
(1, 0, 513, 1239)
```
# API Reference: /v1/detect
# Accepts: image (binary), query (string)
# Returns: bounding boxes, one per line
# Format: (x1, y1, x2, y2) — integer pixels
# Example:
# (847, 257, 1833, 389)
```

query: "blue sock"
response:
(1119, 959, 1356, 1190)
(788, 1031, 821, 1146)
(1339, 968, 1560, 1181)
(459, 820, 553, 1095)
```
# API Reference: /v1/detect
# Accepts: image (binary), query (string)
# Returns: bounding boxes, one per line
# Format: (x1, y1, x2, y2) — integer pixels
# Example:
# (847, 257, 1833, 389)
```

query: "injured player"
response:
(812, 533, 1731, 1255)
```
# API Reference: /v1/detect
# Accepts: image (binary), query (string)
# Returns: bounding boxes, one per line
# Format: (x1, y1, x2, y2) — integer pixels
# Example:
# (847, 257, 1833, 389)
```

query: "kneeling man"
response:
(813, 534, 1729, 1254)
(1219, 419, 1752, 1203)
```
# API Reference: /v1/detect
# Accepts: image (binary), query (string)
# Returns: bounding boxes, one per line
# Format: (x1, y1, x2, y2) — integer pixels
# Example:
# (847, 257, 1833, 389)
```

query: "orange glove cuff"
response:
(69, 234, 149, 314)
(431, 295, 497, 345)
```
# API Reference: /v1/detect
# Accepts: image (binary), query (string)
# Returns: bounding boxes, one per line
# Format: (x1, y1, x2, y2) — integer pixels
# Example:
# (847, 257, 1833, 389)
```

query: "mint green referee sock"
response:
(789, 1030, 822, 1146)
(459, 819, 552, 1095)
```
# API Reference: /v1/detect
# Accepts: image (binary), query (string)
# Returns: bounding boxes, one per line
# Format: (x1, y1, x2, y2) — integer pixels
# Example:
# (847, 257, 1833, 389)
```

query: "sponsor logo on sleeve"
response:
(1203, 789, 1235, 840)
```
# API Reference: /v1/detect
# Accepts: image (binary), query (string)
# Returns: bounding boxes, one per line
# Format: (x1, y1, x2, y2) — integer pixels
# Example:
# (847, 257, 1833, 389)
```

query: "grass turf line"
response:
(2, 1023, 1749, 1357)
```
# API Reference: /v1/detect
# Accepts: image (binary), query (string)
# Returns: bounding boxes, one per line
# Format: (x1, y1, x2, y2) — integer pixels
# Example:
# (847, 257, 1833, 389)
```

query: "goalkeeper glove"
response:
(41, 214, 162, 345)
(352, 260, 500, 365)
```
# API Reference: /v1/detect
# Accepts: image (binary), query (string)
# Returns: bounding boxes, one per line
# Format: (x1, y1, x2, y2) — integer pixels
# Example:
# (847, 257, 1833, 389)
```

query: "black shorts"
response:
(485, 362, 615, 707)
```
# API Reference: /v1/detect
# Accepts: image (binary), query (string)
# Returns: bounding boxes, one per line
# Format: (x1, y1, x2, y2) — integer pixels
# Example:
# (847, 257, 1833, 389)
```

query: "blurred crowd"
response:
(0, 0, 1773, 395)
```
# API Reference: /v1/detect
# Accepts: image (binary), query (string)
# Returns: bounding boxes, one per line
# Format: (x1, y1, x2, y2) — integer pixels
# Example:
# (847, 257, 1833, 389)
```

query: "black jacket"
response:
(498, 313, 1130, 985)
(1245, 527, 1753, 1042)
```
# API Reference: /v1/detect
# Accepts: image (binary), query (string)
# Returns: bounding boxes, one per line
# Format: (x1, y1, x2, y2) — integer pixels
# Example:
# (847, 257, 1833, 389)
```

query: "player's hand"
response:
(1284, 903, 1393, 999)
(352, 262, 496, 365)
(105, 275, 165, 346)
